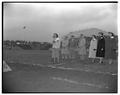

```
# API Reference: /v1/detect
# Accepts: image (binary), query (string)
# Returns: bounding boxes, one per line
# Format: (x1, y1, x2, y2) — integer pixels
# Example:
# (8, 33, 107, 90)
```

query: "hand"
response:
(53, 41, 55, 43)
(101, 48, 104, 51)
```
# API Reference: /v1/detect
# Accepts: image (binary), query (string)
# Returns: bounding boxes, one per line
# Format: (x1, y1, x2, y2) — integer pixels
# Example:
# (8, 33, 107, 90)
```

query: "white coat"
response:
(89, 38, 97, 58)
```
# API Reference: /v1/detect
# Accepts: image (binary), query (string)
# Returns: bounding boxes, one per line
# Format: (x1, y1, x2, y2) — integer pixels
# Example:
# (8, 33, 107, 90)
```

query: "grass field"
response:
(3, 49, 51, 65)
(3, 49, 118, 92)
(3, 49, 118, 74)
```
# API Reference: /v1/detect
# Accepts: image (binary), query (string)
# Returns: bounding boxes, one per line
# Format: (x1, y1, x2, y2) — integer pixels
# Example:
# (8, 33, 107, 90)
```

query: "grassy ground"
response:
(2, 49, 118, 92)
(3, 63, 117, 92)
(3, 49, 51, 65)
(3, 49, 118, 74)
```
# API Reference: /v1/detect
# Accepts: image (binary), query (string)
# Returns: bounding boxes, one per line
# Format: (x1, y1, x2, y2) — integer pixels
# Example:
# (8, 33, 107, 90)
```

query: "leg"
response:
(66, 55, 69, 63)
(57, 49, 60, 63)
(62, 54, 64, 60)
(62, 54, 64, 62)
(71, 52, 74, 59)
(80, 55, 82, 60)
(81, 55, 85, 60)
(109, 59, 112, 64)
(53, 58, 55, 63)
(92, 58, 96, 63)
(65, 55, 67, 59)
(70, 49, 73, 59)
(57, 57, 60, 63)
(70, 53, 72, 59)
(64, 55, 68, 62)
(92, 58, 94, 63)
(52, 48, 55, 63)
(63, 54, 65, 60)
(51, 58, 53, 62)
(99, 57, 103, 64)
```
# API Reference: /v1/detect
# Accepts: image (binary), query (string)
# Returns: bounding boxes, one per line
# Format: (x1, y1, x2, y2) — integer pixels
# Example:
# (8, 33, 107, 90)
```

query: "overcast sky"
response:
(3, 3, 117, 42)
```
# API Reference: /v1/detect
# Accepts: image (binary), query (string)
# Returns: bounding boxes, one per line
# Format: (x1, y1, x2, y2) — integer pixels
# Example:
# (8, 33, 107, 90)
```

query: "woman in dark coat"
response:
(96, 32, 105, 64)
(105, 32, 117, 64)
(68, 35, 76, 59)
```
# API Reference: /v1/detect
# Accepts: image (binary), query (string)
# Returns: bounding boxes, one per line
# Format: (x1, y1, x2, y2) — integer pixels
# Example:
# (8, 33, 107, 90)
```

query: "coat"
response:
(89, 38, 97, 58)
(52, 37, 60, 49)
(68, 38, 76, 48)
(77, 37, 86, 55)
(105, 36, 117, 59)
(61, 39, 69, 55)
(96, 36, 105, 57)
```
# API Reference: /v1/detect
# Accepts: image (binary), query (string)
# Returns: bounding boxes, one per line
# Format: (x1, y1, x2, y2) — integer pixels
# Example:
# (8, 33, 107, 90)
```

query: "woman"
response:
(96, 32, 105, 64)
(52, 33, 61, 63)
(89, 35, 97, 63)
(77, 34, 86, 60)
(68, 35, 76, 59)
(61, 36, 69, 61)
(105, 32, 117, 64)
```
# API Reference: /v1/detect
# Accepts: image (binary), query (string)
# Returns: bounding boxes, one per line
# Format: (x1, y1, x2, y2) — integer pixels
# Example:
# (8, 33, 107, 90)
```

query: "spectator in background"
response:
(77, 34, 86, 60)
(88, 35, 98, 63)
(96, 32, 105, 64)
(68, 35, 76, 59)
(105, 32, 117, 64)
(61, 36, 70, 62)
(52, 33, 61, 63)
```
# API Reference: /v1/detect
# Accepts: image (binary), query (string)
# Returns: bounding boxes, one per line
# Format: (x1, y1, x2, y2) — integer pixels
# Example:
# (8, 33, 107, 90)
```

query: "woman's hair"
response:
(92, 35, 96, 38)
(53, 33, 59, 38)
(108, 32, 114, 36)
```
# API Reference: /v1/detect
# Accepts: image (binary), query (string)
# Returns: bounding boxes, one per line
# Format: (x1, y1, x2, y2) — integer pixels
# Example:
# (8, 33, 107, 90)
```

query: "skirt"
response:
(61, 48, 70, 55)
(52, 48, 60, 58)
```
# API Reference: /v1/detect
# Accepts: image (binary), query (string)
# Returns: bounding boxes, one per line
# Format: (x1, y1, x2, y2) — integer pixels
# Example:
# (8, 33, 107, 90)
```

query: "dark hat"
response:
(53, 33, 59, 37)
(108, 32, 114, 36)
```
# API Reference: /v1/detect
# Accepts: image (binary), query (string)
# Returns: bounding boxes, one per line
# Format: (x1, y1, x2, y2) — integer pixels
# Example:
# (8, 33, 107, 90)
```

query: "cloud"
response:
(3, 3, 117, 41)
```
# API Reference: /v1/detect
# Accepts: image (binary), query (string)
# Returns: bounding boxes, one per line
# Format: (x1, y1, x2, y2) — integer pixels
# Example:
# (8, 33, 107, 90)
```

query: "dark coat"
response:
(96, 36, 105, 57)
(105, 36, 117, 59)
(68, 38, 76, 48)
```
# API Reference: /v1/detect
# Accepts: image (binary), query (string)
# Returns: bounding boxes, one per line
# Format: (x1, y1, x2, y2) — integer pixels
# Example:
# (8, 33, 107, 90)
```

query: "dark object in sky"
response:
(23, 26, 26, 29)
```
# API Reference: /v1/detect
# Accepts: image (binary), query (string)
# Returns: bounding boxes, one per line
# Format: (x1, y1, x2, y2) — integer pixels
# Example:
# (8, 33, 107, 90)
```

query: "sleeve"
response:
(113, 38, 117, 51)
(57, 38, 61, 48)
(83, 38, 86, 46)
(101, 38, 105, 51)
(56, 38, 60, 42)
(68, 39, 70, 48)
(60, 41, 62, 48)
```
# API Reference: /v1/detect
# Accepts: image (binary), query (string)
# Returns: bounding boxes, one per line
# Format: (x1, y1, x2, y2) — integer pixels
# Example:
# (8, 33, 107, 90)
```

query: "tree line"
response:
(3, 40, 52, 50)
(3, 35, 118, 51)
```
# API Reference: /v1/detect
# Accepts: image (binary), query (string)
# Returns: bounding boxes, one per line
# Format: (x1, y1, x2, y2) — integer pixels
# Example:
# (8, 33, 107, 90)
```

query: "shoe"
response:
(99, 61, 103, 64)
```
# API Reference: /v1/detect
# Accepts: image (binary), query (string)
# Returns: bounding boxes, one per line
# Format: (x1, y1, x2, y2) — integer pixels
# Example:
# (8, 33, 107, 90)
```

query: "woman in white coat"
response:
(52, 33, 61, 63)
(89, 35, 97, 63)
